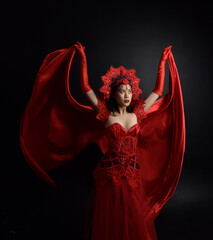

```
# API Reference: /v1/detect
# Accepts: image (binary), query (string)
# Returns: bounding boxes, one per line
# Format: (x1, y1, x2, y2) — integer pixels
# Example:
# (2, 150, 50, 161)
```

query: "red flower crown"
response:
(99, 66, 142, 100)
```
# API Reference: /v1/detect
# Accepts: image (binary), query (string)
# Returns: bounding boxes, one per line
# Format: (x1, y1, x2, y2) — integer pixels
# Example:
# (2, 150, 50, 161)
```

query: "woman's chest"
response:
(105, 122, 140, 139)
(104, 112, 138, 132)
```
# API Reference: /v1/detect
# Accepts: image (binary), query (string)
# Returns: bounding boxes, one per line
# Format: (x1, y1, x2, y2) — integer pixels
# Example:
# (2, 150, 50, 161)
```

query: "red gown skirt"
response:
(85, 175, 157, 240)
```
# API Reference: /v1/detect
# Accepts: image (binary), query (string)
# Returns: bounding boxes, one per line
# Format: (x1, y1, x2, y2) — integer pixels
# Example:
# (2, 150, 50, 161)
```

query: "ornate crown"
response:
(99, 66, 142, 100)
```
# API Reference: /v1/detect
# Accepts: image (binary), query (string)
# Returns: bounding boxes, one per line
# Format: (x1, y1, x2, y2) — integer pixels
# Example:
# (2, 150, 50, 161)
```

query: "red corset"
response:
(93, 122, 143, 190)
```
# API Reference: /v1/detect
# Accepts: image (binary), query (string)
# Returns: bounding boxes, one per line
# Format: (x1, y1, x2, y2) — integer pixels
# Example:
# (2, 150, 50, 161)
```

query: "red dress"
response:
(85, 98, 157, 240)
(19, 45, 185, 240)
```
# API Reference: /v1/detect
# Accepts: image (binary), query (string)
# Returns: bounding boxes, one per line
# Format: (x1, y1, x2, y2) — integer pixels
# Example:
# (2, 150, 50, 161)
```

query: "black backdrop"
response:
(2, 1, 213, 239)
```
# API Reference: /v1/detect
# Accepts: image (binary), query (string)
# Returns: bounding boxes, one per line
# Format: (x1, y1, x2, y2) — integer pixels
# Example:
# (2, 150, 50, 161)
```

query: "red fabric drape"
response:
(19, 45, 185, 222)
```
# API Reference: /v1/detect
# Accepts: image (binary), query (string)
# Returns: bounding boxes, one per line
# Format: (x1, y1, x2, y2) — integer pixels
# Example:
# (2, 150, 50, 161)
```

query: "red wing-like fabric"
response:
(19, 45, 185, 225)
(19, 46, 106, 188)
(137, 52, 185, 223)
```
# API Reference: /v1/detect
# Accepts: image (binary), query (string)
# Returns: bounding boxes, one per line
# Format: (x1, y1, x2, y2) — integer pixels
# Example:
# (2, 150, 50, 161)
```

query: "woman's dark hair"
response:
(105, 81, 134, 116)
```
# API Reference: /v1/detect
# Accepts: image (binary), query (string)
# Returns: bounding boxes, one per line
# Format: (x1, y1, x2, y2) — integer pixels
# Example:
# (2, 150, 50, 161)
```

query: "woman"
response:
(75, 41, 171, 240)
(19, 42, 185, 240)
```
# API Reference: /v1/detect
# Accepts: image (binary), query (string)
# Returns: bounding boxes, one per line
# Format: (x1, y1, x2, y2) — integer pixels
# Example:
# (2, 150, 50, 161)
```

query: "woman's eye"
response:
(120, 89, 131, 94)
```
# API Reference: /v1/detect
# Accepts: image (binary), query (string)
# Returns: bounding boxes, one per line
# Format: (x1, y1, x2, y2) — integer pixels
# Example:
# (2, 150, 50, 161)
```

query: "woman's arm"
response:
(85, 89, 99, 111)
(75, 41, 99, 111)
(143, 46, 172, 112)
(143, 92, 159, 112)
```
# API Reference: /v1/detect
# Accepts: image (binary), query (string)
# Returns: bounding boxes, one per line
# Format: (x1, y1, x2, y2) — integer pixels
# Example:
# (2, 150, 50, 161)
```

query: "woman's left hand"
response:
(160, 46, 172, 62)
(74, 41, 86, 58)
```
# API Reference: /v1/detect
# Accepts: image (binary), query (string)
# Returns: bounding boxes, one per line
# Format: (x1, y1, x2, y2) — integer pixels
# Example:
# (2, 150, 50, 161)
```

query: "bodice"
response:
(92, 95, 147, 190)
(93, 121, 142, 190)
(105, 122, 139, 156)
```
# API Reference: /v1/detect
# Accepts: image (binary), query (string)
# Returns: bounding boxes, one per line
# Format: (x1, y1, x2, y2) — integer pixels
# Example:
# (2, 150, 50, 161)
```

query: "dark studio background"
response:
(2, 0, 213, 239)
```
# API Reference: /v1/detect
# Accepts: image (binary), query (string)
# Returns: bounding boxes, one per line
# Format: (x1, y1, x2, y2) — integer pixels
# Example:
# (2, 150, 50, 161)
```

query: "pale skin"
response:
(84, 84, 159, 131)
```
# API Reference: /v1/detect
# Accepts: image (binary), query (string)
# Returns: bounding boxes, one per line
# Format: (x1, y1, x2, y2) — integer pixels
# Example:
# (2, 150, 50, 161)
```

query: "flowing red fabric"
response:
(19, 45, 185, 239)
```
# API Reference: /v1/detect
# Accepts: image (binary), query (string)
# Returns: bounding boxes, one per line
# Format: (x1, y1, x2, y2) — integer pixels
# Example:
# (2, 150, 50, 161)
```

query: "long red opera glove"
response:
(75, 41, 92, 93)
(153, 46, 172, 96)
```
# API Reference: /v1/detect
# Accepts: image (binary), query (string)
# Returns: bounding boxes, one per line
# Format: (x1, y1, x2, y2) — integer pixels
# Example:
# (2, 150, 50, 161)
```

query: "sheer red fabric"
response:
(19, 45, 185, 240)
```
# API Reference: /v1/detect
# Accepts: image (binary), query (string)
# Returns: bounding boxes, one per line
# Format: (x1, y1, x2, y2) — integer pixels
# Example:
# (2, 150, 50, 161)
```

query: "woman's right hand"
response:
(74, 41, 92, 94)
(74, 41, 86, 58)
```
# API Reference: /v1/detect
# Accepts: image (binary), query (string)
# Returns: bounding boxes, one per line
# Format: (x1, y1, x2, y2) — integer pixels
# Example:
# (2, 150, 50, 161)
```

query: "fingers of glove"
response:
(161, 46, 172, 61)
(76, 41, 85, 50)
(163, 46, 172, 56)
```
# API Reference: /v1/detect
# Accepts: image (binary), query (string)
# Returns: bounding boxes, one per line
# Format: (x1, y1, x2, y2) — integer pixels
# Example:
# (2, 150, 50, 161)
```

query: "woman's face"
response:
(114, 84, 132, 107)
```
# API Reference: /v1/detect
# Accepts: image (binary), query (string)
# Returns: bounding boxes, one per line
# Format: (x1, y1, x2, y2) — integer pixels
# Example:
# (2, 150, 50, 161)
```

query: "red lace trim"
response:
(95, 96, 147, 124)
(95, 96, 110, 124)
(133, 98, 147, 123)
